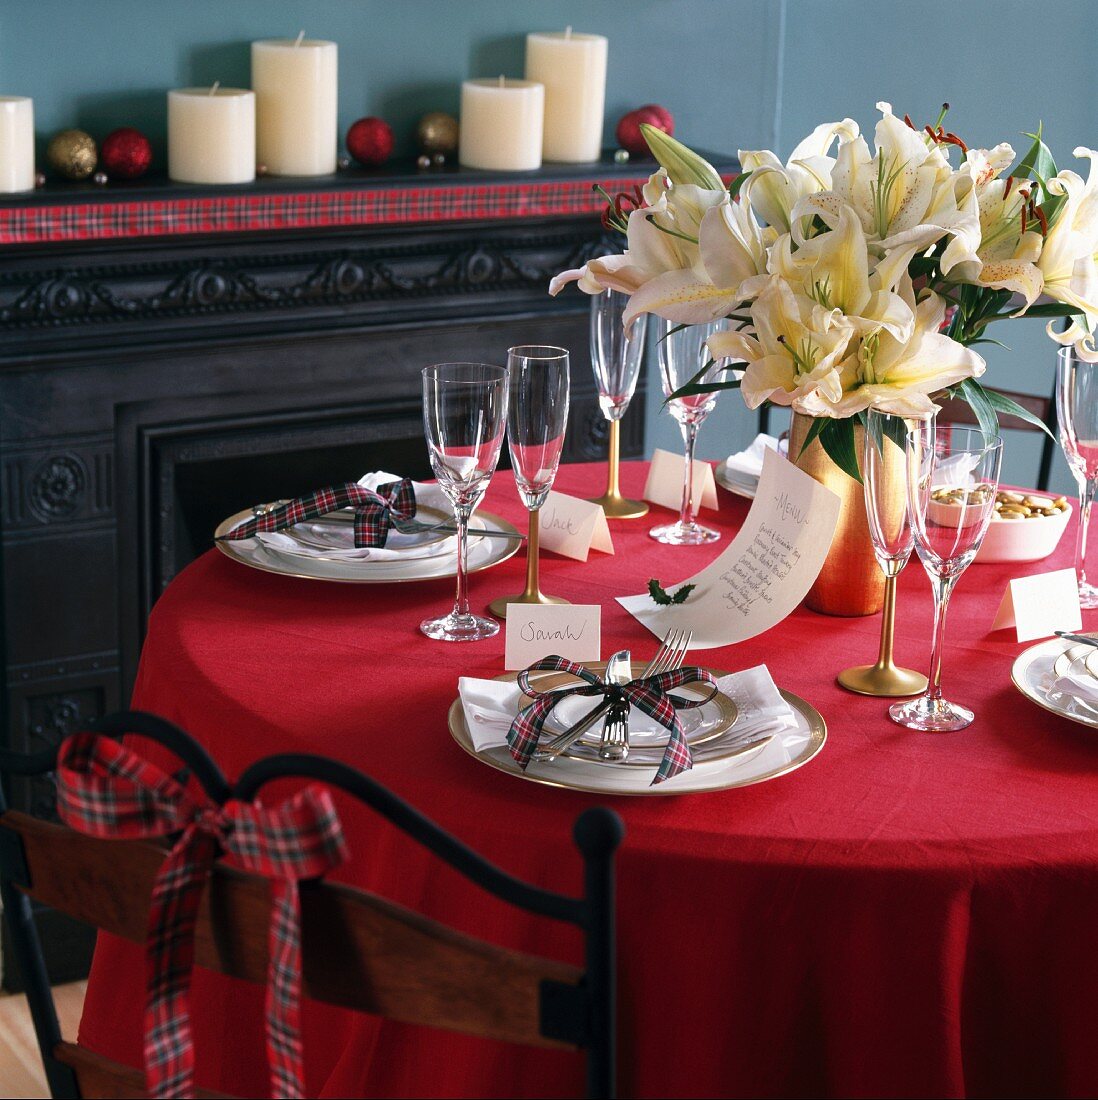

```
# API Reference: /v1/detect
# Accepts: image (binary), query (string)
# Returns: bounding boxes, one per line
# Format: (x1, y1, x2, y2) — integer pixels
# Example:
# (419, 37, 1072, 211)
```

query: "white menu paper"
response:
(618, 449, 841, 649)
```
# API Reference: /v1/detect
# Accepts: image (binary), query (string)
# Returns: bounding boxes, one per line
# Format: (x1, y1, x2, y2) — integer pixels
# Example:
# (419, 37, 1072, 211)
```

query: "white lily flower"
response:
(738, 117, 859, 234)
(706, 276, 854, 410)
(797, 282, 985, 418)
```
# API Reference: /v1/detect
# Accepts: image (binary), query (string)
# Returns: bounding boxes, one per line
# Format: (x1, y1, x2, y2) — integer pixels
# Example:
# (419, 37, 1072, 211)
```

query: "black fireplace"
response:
(0, 153, 734, 982)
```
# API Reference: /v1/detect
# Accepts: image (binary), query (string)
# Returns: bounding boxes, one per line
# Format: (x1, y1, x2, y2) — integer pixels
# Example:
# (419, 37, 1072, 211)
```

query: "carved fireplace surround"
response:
(0, 153, 735, 980)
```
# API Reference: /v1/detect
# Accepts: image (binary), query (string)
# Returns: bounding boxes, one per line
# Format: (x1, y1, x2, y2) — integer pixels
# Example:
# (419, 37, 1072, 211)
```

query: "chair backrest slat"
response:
(53, 1041, 230, 1099)
(2, 810, 583, 1050)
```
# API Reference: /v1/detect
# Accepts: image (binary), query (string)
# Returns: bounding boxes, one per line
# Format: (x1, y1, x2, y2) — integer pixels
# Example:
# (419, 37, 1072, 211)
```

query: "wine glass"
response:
(488, 346, 570, 619)
(890, 420, 1002, 731)
(588, 288, 649, 519)
(650, 318, 725, 545)
(1056, 345, 1098, 607)
(420, 363, 509, 642)
(838, 410, 928, 697)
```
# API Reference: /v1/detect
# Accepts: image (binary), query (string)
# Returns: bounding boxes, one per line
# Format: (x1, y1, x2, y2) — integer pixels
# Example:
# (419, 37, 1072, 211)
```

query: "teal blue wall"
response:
(0, 0, 1094, 489)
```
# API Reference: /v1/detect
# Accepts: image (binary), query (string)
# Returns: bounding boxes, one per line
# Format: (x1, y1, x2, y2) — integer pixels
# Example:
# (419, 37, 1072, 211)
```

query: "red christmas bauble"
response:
(100, 127, 153, 180)
(615, 105, 673, 156)
(346, 117, 394, 168)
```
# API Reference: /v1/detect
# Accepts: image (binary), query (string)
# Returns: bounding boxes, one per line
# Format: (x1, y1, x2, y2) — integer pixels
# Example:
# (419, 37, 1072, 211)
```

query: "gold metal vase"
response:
(789, 412, 895, 617)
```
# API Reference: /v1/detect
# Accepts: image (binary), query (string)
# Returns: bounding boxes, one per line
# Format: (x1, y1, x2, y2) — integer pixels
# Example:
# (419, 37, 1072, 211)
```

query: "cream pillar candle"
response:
(168, 87, 256, 184)
(252, 36, 338, 176)
(525, 29, 607, 163)
(459, 78, 544, 171)
(0, 96, 35, 193)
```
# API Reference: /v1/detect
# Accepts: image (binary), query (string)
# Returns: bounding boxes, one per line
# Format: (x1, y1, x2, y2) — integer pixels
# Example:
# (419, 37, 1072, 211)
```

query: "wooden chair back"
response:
(0, 711, 623, 1099)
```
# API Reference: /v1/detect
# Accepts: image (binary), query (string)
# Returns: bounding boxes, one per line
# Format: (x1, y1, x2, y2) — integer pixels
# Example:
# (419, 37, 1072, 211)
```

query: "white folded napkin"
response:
(1048, 660, 1098, 720)
(459, 665, 797, 754)
(357, 470, 453, 514)
(724, 434, 782, 485)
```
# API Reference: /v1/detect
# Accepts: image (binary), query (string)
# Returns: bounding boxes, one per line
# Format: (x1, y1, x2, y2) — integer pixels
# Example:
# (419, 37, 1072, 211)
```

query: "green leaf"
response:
(648, 578, 696, 606)
(980, 386, 1056, 440)
(819, 418, 862, 483)
(957, 378, 1000, 440)
(727, 170, 751, 202)
(795, 415, 827, 460)
(656, 321, 690, 344)
(1016, 125, 1058, 191)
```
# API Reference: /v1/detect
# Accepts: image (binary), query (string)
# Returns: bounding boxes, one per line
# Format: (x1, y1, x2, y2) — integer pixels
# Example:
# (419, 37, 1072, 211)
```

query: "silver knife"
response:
(1055, 631, 1098, 648)
(532, 651, 630, 763)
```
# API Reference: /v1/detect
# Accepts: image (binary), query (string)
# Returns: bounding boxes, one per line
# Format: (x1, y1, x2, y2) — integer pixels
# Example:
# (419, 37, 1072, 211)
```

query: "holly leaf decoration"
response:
(648, 579, 696, 605)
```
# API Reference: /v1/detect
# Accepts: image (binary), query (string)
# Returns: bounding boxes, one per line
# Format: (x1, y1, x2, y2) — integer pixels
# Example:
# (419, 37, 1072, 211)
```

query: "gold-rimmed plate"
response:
(1012, 635, 1098, 730)
(213, 507, 520, 584)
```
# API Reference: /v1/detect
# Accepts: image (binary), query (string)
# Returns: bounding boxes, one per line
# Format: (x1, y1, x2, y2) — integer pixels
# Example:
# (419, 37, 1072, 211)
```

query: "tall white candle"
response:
(0, 96, 35, 193)
(168, 87, 256, 184)
(252, 36, 338, 176)
(459, 78, 544, 171)
(525, 29, 608, 163)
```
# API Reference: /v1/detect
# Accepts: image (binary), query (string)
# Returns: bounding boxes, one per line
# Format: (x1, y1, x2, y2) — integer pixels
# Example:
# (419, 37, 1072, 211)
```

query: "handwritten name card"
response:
(643, 448, 719, 513)
(504, 603, 601, 670)
(538, 491, 613, 562)
(618, 449, 840, 649)
(991, 567, 1081, 642)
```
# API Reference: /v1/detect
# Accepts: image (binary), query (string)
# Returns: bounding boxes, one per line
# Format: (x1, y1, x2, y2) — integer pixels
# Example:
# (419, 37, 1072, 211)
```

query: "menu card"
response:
(618, 449, 841, 649)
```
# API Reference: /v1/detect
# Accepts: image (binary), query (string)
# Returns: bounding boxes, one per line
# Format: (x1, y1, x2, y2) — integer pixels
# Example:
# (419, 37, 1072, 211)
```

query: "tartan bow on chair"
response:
(507, 656, 718, 785)
(219, 479, 416, 549)
(56, 732, 349, 1100)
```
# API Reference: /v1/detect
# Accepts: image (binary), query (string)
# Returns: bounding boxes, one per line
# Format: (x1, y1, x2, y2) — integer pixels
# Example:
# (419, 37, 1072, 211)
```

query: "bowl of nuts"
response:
(977, 489, 1071, 562)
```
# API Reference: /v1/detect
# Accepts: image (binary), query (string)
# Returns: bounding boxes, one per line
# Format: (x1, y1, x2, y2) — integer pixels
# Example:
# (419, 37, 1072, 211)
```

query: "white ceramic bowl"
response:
(975, 491, 1071, 563)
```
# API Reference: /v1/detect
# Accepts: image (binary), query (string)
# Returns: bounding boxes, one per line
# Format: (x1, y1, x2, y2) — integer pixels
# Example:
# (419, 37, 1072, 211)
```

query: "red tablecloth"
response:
(79, 462, 1098, 1099)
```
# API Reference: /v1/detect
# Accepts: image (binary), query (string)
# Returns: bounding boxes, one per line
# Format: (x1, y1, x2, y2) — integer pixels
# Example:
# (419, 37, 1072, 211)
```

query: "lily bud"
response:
(640, 124, 724, 191)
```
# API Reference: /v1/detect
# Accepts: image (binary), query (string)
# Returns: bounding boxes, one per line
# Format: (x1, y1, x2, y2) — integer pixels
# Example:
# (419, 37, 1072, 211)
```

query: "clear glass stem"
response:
(524, 508, 541, 599)
(453, 503, 472, 616)
(925, 573, 956, 703)
(605, 418, 621, 499)
(679, 421, 699, 528)
(1076, 476, 1097, 590)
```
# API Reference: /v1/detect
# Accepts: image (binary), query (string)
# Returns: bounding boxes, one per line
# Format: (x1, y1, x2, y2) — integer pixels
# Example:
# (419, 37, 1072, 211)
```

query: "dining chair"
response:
(0, 710, 624, 1100)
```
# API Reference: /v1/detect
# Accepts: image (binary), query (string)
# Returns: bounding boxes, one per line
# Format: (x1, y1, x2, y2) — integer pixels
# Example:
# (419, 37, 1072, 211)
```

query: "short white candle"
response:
(525, 29, 608, 163)
(0, 96, 35, 193)
(459, 78, 544, 171)
(252, 36, 338, 177)
(168, 86, 256, 184)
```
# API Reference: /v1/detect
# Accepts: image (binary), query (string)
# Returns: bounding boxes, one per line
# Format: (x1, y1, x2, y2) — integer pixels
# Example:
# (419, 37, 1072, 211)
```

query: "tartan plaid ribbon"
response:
(219, 479, 416, 549)
(55, 732, 349, 1100)
(507, 656, 718, 785)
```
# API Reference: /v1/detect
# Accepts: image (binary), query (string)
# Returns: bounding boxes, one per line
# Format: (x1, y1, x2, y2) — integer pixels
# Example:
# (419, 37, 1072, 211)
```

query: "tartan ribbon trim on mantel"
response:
(0, 177, 658, 245)
(507, 656, 718, 785)
(55, 732, 349, 1100)
(219, 479, 416, 549)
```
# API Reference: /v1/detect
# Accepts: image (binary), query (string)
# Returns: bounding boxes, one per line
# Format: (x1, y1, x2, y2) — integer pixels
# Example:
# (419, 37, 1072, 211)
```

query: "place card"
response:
(991, 568, 1081, 642)
(643, 448, 719, 513)
(504, 603, 601, 670)
(619, 449, 840, 649)
(538, 491, 613, 562)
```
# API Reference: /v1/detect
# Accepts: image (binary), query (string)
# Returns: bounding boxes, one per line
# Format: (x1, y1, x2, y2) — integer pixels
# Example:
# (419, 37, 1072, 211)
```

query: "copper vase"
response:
(788, 412, 898, 617)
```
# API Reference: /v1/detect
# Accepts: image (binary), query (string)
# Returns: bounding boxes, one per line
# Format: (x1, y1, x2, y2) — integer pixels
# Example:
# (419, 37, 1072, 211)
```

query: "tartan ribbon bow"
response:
(506, 656, 718, 785)
(219, 479, 416, 549)
(55, 732, 349, 1100)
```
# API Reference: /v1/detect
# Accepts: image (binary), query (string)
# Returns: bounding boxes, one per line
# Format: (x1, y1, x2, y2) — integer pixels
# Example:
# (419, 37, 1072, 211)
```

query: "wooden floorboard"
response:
(0, 982, 86, 1099)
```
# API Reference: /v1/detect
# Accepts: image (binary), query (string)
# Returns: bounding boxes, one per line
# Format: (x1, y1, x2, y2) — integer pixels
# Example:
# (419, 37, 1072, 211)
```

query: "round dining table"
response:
(78, 461, 1098, 1099)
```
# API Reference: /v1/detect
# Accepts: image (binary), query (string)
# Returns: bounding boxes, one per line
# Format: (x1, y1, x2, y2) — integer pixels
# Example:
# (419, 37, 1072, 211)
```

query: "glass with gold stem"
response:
(488, 346, 570, 619)
(838, 410, 928, 696)
(588, 288, 649, 518)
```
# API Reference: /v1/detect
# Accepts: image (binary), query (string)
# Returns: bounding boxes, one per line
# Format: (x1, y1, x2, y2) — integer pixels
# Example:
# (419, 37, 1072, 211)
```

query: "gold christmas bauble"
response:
(47, 129, 98, 180)
(416, 112, 459, 155)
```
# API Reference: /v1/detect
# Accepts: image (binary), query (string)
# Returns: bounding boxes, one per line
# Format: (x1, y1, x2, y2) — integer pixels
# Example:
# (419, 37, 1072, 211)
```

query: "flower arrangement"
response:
(552, 104, 1098, 479)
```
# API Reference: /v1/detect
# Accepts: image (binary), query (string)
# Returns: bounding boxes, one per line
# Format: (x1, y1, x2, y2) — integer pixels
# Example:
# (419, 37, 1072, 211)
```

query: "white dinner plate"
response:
(214, 508, 520, 583)
(714, 459, 758, 500)
(1011, 634, 1098, 730)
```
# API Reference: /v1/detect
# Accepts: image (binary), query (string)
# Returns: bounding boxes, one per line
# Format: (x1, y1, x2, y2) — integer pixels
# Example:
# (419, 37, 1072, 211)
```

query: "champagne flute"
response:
(420, 363, 509, 642)
(1056, 345, 1098, 607)
(838, 410, 928, 697)
(589, 288, 649, 519)
(650, 318, 725, 545)
(488, 346, 570, 619)
(890, 420, 1002, 731)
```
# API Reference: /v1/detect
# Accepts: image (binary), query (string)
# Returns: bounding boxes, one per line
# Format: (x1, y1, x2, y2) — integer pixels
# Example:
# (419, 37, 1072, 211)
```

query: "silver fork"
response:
(598, 629, 693, 762)
(533, 629, 687, 763)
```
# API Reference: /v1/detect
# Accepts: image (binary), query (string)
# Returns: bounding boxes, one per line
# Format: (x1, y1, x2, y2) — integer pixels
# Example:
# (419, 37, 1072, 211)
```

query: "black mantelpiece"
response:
(0, 151, 738, 983)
